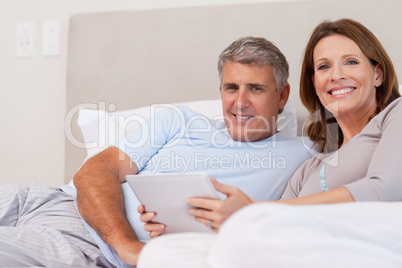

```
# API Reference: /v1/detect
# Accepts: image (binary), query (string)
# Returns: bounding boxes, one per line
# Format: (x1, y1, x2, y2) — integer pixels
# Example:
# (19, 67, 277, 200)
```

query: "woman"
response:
(140, 18, 401, 235)
(137, 20, 402, 267)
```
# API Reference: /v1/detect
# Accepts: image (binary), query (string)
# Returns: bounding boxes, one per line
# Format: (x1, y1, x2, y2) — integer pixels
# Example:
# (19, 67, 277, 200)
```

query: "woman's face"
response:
(312, 34, 383, 120)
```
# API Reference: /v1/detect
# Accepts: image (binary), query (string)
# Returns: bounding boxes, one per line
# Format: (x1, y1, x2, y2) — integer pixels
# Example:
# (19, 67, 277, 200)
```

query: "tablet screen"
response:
(126, 172, 219, 234)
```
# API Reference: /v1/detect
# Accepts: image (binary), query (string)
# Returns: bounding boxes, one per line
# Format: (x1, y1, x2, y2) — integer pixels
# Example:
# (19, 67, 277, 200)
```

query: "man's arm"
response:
(73, 146, 143, 265)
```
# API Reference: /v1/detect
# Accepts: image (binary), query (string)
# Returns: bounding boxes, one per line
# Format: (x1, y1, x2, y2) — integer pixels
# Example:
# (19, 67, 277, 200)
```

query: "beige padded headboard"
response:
(65, 0, 402, 182)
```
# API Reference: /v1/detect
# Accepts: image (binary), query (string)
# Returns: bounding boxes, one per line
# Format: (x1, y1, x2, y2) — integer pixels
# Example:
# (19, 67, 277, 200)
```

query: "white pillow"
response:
(76, 98, 297, 160)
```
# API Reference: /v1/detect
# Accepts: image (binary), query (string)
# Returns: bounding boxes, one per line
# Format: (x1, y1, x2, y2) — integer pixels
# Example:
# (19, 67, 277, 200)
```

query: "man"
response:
(0, 37, 311, 267)
(71, 36, 311, 266)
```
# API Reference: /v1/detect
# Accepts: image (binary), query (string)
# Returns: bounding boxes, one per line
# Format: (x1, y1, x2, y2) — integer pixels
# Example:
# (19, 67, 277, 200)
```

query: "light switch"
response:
(16, 22, 34, 58)
(42, 20, 60, 57)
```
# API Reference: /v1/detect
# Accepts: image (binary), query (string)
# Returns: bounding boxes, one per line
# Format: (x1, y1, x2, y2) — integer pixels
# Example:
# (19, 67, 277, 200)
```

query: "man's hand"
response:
(137, 204, 166, 238)
(187, 177, 256, 231)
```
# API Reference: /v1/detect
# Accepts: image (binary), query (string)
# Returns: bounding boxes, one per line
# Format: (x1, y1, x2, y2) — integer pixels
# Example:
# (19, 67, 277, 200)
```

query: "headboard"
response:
(65, 0, 402, 183)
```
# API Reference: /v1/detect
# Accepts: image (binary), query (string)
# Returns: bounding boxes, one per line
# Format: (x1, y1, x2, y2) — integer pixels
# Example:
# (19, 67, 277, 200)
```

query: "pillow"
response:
(76, 98, 297, 160)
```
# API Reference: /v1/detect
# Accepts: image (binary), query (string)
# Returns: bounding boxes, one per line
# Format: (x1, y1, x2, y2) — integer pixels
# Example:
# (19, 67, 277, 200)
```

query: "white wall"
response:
(0, 0, 306, 186)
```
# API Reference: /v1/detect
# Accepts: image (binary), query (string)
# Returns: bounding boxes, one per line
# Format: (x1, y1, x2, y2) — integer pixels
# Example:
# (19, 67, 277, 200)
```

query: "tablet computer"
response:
(126, 172, 219, 234)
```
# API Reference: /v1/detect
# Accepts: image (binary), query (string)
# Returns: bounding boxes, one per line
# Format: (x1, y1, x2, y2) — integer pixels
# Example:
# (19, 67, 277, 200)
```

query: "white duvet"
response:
(138, 202, 402, 268)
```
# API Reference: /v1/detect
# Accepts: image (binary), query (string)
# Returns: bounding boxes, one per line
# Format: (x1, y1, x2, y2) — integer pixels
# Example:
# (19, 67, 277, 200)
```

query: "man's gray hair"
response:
(218, 37, 289, 92)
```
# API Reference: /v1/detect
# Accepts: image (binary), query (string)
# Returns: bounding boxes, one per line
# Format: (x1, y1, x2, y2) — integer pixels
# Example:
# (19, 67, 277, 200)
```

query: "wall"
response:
(0, 0, 306, 186)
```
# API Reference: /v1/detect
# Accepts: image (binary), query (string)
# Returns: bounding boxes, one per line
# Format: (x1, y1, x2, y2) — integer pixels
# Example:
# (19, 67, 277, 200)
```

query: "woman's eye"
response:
(347, 60, 358, 65)
(317, 65, 329, 70)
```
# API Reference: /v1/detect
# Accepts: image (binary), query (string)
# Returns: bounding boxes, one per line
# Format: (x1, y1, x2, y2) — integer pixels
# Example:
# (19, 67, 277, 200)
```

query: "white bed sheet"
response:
(138, 202, 402, 268)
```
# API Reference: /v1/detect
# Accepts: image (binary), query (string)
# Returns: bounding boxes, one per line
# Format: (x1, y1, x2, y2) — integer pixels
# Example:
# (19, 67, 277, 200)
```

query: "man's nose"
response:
(236, 88, 250, 109)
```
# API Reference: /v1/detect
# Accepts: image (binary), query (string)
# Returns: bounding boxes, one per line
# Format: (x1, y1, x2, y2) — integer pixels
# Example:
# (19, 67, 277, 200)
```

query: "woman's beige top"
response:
(282, 97, 402, 201)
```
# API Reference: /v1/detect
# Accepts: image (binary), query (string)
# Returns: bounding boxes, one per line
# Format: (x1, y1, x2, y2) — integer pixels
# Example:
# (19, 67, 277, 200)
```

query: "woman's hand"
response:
(187, 177, 255, 232)
(137, 204, 166, 238)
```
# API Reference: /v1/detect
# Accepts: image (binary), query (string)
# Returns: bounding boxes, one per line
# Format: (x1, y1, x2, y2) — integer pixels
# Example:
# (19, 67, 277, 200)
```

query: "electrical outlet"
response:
(16, 22, 35, 58)
(42, 20, 60, 57)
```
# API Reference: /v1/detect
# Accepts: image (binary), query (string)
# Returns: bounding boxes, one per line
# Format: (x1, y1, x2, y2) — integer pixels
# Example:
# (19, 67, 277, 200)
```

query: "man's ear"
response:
(374, 65, 384, 87)
(278, 83, 290, 110)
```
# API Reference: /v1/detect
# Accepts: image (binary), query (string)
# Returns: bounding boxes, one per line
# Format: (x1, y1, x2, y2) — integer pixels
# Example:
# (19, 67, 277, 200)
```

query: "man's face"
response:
(220, 62, 289, 142)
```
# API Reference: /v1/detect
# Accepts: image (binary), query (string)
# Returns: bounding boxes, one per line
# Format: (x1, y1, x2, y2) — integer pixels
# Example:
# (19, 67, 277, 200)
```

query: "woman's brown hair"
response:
(300, 18, 400, 153)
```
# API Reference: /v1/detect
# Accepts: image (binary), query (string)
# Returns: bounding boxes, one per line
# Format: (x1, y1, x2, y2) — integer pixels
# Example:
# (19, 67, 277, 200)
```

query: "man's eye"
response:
(252, 87, 262, 91)
(224, 86, 237, 91)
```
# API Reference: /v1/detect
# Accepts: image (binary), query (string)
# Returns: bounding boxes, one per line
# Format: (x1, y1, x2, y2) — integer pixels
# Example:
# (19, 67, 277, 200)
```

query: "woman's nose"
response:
(330, 64, 346, 82)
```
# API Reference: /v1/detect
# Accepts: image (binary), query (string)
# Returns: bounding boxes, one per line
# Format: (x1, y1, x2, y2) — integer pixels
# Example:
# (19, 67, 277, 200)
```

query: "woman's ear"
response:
(374, 65, 384, 87)
(312, 74, 315, 88)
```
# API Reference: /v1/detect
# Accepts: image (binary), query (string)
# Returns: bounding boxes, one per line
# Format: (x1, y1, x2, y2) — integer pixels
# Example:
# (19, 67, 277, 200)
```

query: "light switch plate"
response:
(16, 22, 34, 58)
(42, 20, 60, 57)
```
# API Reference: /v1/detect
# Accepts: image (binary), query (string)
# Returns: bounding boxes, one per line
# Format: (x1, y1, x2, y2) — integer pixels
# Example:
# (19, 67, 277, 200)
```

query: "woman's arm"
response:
(343, 99, 402, 201)
(278, 187, 354, 205)
(188, 180, 355, 231)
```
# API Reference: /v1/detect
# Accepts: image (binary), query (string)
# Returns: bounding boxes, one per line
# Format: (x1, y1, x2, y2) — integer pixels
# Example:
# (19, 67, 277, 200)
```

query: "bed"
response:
(64, 0, 402, 267)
